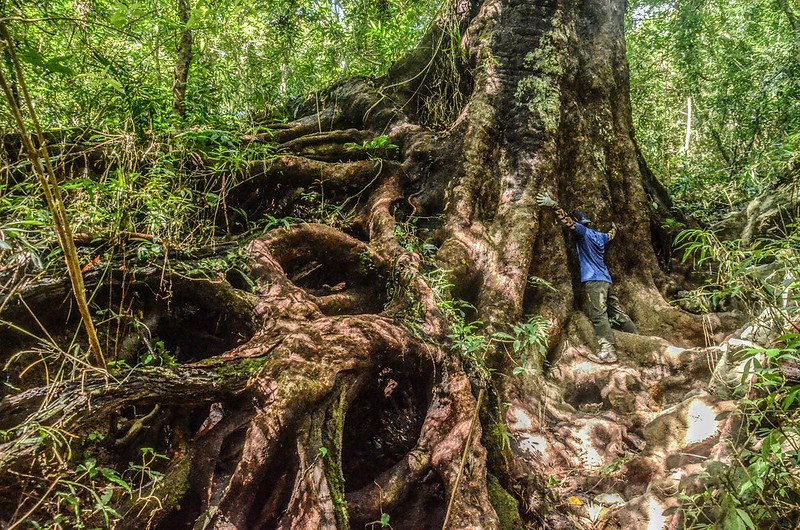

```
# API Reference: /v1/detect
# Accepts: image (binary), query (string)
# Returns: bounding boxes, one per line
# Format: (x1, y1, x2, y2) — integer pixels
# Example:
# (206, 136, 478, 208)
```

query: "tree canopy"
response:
(2, 0, 440, 129)
(1, 0, 799, 528)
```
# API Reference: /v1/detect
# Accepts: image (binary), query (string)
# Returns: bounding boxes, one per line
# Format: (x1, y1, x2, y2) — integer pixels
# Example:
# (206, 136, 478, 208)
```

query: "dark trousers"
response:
(583, 281, 638, 345)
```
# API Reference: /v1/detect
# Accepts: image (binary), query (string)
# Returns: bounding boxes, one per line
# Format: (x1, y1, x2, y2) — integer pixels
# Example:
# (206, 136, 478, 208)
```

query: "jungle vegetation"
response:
(0, 0, 798, 528)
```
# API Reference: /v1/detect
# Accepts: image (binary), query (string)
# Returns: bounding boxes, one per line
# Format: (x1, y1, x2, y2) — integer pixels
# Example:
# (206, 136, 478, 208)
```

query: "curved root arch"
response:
(0, 160, 499, 528)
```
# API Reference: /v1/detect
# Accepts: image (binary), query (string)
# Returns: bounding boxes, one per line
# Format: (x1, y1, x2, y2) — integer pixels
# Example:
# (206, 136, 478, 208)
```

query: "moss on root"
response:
(487, 473, 521, 530)
(206, 356, 269, 384)
(144, 452, 192, 524)
(481, 390, 522, 530)
(323, 382, 350, 529)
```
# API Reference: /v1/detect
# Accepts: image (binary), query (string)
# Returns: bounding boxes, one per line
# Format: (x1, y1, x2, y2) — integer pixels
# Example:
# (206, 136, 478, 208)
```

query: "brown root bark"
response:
(0, 0, 748, 527)
(1, 200, 500, 529)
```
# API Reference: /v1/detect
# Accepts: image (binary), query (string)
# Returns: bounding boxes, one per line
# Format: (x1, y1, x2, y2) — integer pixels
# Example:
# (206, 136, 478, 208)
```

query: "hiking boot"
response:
(585, 350, 617, 364)
(585, 339, 617, 364)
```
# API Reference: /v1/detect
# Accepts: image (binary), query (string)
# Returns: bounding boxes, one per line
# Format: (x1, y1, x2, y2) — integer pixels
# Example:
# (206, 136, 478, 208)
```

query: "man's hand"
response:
(608, 222, 618, 241)
(538, 192, 575, 229)
(536, 192, 556, 208)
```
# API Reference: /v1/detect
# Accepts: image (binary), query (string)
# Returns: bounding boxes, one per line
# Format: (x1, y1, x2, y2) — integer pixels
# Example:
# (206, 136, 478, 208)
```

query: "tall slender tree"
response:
(172, 0, 192, 118)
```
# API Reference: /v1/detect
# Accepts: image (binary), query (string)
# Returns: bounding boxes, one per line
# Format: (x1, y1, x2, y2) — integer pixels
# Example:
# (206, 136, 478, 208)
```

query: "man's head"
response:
(569, 210, 592, 226)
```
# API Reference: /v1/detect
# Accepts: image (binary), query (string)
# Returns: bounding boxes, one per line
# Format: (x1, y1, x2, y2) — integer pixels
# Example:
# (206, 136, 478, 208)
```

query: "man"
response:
(536, 192, 637, 363)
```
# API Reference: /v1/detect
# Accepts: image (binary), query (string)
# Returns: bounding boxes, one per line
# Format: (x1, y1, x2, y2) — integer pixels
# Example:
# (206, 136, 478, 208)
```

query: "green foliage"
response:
(628, 0, 800, 219)
(681, 334, 800, 529)
(422, 267, 492, 383)
(675, 221, 800, 529)
(392, 220, 549, 382)
(6, 420, 169, 529)
(138, 340, 179, 368)
(492, 316, 550, 375)
(345, 135, 398, 158)
(291, 188, 358, 229)
(389, 220, 489, 381)
(366, 512, 392, 529)
(0, 125, 283, 273)
(0, 0, 441, 131)
(392, 218, 437, 256)
(527, 274, 558, 292)
(674, 224, 799, 313)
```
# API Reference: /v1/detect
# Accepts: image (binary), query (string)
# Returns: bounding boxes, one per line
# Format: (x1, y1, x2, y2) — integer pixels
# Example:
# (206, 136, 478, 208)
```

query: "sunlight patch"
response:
(663, 345, 686, 363)
(646, 496, 667, 530)
(573, 360, 606, 378)
(575, 423, 603, 468)
(518, 433, 548, 459)
(685, 399, 719, 444)
(506, 406, 534, 431)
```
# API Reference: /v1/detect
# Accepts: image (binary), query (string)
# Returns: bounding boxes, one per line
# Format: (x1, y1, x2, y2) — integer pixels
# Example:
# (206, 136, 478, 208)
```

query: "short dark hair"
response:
(569, 210, 592, 225)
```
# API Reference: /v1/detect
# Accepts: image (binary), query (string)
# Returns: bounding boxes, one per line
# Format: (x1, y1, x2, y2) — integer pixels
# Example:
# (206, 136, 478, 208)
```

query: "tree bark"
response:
(0, 0, 745, 528)
(172, 0, 192, 119)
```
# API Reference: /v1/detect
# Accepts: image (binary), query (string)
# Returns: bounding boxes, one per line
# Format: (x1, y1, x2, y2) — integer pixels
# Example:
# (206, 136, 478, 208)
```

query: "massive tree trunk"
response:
(0, 0, 745, 528)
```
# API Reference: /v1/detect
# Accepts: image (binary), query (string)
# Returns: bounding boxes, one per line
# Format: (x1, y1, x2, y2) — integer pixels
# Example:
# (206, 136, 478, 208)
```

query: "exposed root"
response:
(279, 129, 376, 162)
(227, 155, 397, 224)
(245, 108, 345, 144)
(0, 215, 503, 528)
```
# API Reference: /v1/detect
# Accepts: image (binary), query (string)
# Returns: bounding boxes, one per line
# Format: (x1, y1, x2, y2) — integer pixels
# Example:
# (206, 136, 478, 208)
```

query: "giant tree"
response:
(0, 0, 740, 527)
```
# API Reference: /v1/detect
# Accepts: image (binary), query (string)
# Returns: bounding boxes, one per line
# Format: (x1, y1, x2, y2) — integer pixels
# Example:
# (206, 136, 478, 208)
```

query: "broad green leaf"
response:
(44, 56, 74, 76)
(736, 509, 756, 530)
(100, 467, 132, 494)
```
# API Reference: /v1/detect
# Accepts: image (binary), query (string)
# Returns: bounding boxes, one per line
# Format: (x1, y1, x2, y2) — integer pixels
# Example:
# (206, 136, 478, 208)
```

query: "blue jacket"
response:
(573, 223, 613, 284)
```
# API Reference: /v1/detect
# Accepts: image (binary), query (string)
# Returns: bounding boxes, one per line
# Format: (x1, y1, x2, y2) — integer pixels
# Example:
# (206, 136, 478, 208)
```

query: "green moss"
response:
(523, 44, 562, 78)
(485, 421, 512, 468)
(206, 356, 268, 383)
(487, 473, 521, 530)
(592, 147, 607, 171)
(149, 452, 191, 515)
(355, 249, 376, 276)
(322, 383, 350, 529)
(480, 397, 520, 529)
(515, 76, 561, 132)
(515, 21, 567, 132)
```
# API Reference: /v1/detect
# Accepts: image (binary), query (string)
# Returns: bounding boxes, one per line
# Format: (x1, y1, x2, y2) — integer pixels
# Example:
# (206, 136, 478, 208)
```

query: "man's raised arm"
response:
(536, 192, 576, 230)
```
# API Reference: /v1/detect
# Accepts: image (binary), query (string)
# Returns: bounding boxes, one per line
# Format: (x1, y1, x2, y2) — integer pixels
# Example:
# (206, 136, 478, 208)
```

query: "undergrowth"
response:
(0, 127, 287, 275)
(675, 220, 800, 529)
(674, 221, 799, 316)
(391, 219, 550, 385)
(681, 333, 800, 530)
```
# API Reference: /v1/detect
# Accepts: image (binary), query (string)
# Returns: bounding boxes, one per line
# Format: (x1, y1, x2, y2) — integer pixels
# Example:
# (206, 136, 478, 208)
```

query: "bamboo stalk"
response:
(441, 386, 485, 530)
(0, 22, 106, 369)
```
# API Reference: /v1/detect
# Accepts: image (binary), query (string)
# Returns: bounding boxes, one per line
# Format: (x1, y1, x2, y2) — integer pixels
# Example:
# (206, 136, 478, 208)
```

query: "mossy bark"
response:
(322, 383, 351, 530)
(0, 0, 734, 527)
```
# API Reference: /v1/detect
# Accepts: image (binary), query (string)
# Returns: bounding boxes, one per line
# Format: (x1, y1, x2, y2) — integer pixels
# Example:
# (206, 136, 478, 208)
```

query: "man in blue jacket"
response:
(536, 192, 637, 363)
